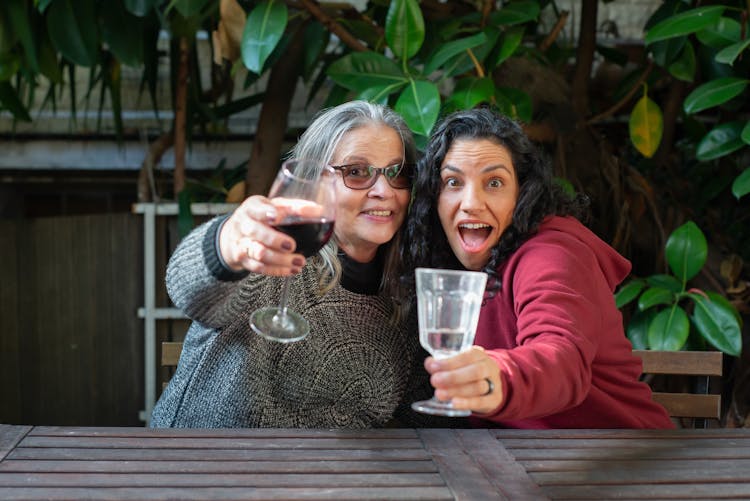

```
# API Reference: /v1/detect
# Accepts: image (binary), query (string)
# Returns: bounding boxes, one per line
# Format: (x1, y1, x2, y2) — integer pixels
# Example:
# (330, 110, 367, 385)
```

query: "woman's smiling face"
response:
(437, 138, 519, 271)
(331, 123, 411, 263)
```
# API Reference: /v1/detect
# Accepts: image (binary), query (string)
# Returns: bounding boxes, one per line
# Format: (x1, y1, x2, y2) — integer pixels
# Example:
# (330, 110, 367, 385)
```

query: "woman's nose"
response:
(368, 173, 394, 197)
(460, 184, 484, 212)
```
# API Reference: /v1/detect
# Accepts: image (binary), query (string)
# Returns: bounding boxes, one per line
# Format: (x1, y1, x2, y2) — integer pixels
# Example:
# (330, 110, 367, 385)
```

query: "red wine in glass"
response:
(273, 217, 334, 257)
(249, 159, 337, 343)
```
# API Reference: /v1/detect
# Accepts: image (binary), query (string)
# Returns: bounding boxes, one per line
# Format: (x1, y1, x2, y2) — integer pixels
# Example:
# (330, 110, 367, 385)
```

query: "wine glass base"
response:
(250, 307, 309, 343)
(411, 398, 471, 417)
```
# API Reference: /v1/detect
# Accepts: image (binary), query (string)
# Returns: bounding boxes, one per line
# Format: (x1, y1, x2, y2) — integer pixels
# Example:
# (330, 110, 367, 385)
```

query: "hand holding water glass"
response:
(411, 267, 488, 417)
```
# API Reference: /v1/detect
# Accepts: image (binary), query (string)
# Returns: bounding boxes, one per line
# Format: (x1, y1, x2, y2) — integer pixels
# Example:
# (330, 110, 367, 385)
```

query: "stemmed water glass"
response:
(249, 158, 336, 343)
(411, 267, 488, 416)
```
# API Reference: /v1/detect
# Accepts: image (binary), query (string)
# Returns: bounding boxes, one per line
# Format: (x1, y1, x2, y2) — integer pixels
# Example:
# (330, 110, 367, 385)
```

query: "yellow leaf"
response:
(225, 180, 246, 203)
(212, 0, 245, 64)
(629, 95, 663, 158)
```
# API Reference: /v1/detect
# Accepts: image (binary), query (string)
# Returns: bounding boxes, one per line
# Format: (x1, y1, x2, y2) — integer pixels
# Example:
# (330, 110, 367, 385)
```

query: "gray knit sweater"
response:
(150, 216, 447, 428)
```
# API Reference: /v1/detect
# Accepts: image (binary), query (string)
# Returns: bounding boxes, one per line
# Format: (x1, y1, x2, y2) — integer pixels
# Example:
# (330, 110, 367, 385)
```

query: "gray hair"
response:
(288, 100, 416, 312)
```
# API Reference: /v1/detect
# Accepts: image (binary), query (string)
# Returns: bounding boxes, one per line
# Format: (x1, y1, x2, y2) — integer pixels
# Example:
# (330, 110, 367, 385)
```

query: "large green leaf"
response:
(101, 2, 144, 67)
(169, 0, 211, 17)
(444, 76, 494, 111)
(645, 6, 725, 45)
(47, 0, 99, 67)
(646, 274, 683, 292)
(732, 168, 750, 200)
(37, 28, 62, 83)
(385, 0, 424, 62)
(328, 51, 407, 93)
(615, 280, 645, 308)
(696, 121, 746, 161)
(740, 120, 750, 144)
(302, 21, 326, 80)
(241, 0, 287, 74)
(690, 292, 742, 356)
(648, 305, 690, 351)
(715, 39, 750, 66)
(696, 17, 741, 48)
(626, 309, 657, 350)
(637, 287, 674, 311)
(0, 54, 20, 81)
(7, 0, 39, 71)
(665, 221, 706, 283)
(356, 82, 407, 104)
(683, 77, 748, 114)
(667, 41, 695, 82)
(489, 1, 540, 26)
(491, 26, 524, 69)
(495, 86, 532, 123)
(423, 32, 487, 75)
(629, 93, 663, 158)
(394, 79, 440, 136)
(0, 81, 31, 121)
(124, 0, 160, 16)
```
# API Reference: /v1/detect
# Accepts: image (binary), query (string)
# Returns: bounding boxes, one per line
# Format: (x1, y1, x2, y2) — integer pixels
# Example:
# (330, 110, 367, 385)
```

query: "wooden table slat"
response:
(0, 426, 30, 462)
(512, 446, 750, 461)
(456, 429, 547, 500)
(0, 472, 445, 488)
(0, 486, 455, 501)
(19, 436, 424, 450)
(29, 426, 418, 439)
(418, 428, 508, 500)
(8, 447, 432, 461)
(0, 459, 437, 474)
(543, 483, 750, 500)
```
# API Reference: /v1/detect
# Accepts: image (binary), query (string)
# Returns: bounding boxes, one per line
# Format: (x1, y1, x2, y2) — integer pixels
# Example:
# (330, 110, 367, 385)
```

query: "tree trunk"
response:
(244, 24, 308, 196)
(571, 0, 597, 117)
(173, 36, 189, 196)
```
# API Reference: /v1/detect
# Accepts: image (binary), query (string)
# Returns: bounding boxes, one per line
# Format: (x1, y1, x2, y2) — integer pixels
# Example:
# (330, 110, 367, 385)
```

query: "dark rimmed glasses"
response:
(330, 163, 414, 190)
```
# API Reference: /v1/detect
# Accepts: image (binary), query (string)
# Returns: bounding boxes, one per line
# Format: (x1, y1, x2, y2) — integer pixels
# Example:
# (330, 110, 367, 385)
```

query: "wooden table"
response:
(2, 425, 750, 500)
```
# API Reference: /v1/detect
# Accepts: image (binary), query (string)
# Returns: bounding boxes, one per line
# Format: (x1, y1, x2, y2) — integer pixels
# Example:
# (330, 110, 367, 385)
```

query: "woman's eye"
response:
(488, 179, 503, 188)
(443, 177, 460, 187)
(347, 166, 370, 178)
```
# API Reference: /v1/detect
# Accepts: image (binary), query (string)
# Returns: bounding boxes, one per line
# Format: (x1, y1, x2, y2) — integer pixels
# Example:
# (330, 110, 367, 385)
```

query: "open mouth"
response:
(458, 223, 492, 250)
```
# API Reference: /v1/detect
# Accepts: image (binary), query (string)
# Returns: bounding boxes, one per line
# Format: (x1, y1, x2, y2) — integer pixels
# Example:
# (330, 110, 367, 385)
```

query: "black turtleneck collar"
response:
(339, 247, 385, 295)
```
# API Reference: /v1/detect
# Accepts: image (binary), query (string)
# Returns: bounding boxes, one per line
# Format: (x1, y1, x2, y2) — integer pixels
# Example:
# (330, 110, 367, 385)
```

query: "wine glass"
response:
(411, 267, 488, 416)
(249, 158, 336, 343)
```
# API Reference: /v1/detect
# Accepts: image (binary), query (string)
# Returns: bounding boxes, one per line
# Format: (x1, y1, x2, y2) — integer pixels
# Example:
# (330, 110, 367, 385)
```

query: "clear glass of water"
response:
(411, 267, 488, 417)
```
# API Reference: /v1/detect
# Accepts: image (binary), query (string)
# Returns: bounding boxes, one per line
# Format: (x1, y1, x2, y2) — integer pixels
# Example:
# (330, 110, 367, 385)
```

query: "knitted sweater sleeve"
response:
(166, 215, 249, 328)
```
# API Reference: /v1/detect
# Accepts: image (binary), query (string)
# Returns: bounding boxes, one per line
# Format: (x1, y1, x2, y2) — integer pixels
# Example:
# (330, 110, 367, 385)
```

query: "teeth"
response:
(366, 210, 392, 216)
(460, 223, 490, 229)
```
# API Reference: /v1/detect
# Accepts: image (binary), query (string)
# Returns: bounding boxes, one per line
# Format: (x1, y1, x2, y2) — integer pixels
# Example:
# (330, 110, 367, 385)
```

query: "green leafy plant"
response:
(616, 221, 742, 356)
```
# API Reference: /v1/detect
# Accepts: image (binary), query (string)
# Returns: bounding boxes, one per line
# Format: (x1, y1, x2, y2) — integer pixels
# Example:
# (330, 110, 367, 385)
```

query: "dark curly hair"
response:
(400, 106, 588, 296)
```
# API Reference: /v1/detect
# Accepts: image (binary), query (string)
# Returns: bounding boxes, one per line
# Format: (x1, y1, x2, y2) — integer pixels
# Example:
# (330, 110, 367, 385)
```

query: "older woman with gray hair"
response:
(150, 100, 438, 428)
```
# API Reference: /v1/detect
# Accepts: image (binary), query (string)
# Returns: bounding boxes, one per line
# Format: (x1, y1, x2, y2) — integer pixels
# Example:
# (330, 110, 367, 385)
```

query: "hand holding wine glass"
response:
(246, 158, 336, 343)
(411, 268, 488, 417)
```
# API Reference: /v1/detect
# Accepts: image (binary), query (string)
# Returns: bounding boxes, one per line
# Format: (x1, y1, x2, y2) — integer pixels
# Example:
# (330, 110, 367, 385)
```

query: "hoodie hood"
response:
(535, 216, 631, 291)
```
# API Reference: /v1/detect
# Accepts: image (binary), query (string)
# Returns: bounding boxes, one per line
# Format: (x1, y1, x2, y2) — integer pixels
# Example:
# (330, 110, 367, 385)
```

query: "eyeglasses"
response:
(330, 163, 413, 190)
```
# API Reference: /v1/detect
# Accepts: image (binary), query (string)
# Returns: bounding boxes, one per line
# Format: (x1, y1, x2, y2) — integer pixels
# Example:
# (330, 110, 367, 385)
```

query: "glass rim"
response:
(281, 158, 334, 183)
(415, 267, 488, 279)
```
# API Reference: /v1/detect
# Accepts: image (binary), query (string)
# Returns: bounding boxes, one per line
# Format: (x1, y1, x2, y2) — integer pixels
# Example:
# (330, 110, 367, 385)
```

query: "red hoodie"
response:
(471, 216, 674, 429)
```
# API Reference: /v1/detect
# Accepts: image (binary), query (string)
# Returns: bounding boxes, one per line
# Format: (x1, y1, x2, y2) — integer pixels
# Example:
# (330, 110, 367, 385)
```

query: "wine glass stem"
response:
(273, 276, 293, 326)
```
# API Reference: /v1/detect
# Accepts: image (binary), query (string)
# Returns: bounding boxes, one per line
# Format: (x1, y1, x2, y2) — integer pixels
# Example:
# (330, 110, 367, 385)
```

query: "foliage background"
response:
(1, 0, 748, 424)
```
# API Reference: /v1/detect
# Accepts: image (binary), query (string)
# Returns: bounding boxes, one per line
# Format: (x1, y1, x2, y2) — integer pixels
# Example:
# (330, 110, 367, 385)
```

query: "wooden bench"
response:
(633, 349, 723, 423)
(161, 341, 183, 390)
(160, 342, 724, 422)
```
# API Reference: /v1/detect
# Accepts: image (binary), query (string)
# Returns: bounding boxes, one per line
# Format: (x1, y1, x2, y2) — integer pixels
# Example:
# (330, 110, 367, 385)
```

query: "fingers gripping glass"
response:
(330, 163, 413, 190)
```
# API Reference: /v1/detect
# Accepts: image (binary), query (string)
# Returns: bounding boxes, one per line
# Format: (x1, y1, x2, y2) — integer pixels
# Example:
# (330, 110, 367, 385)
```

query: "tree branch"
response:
(587, 61, 654, 125)
(539, 11, 569, 52)
(298, 0, 367, 52)
(571, 0, 597, 116)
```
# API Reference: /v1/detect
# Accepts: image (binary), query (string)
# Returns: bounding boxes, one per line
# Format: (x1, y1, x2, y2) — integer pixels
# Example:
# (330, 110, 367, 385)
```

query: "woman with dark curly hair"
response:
(401, 107, 673, 428)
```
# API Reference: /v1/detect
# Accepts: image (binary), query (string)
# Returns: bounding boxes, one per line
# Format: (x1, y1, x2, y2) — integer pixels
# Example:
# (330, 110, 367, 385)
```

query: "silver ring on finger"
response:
(482, 378, 494, 396)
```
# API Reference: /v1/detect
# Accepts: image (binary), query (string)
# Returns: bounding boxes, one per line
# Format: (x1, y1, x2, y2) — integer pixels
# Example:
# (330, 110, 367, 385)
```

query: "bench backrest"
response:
(160, 342, 723, 421)
(632, 350, 723, 421)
